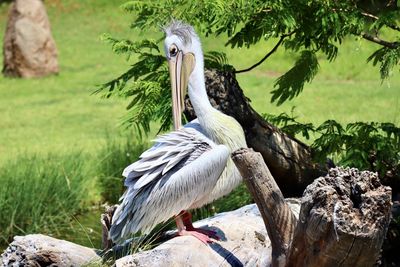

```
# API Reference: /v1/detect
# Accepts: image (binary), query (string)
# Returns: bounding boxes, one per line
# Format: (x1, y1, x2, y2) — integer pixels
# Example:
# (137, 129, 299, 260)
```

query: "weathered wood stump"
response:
(287, 167, 392, 267)
(232, 148, 392, 267)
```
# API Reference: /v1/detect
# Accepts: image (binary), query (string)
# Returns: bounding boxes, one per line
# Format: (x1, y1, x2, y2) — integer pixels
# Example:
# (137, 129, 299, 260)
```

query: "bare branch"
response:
(362, 33, 399, 49)
(235, 31, 295, 74)
(361, 11, 400, 32)
(361, 11, 379, 20)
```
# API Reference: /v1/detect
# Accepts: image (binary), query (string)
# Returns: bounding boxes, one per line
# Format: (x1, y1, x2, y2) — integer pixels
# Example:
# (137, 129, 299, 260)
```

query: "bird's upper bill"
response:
(164, 21, 197, 130)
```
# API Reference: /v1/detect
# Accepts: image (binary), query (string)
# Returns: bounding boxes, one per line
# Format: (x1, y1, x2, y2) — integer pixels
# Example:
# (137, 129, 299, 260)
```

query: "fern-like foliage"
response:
(263, 109, 314, 139)
(271, 50, 319, 105)
(313, 121, 400, 183)
(368, 45, 400, 79)
(264, 111, 400, 184)
(99, 0, 399, 134)
(96, 37, 170, 136)
(121, 0, 399, 78)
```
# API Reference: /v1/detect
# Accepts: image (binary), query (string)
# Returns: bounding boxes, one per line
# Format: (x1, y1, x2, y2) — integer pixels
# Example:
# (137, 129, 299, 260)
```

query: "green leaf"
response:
(271, 50, 319, 105)
(367, 45, 400, 80)
(204, 51, 234, 71)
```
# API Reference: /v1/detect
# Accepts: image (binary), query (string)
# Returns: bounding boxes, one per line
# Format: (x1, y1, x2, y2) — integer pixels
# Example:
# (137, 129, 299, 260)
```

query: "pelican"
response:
(110, 21, 247, 244)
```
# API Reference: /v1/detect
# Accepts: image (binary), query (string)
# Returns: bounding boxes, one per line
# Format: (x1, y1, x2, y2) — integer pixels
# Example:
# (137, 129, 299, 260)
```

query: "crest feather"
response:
(164, 20, 198, 45)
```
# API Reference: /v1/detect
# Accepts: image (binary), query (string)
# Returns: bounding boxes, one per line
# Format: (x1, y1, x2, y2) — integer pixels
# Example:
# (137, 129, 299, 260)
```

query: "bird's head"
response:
(164, 20, 203, 129)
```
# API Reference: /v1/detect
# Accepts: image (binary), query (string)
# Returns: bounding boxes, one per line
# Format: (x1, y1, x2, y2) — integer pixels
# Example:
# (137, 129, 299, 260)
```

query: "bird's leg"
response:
(174, 214, 212, 244)
(180, 211, 220, 241)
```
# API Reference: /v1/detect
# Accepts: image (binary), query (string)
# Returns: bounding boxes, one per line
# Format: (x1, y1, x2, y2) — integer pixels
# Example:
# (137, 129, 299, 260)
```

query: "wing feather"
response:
(123, 127, 207, 188)
(110, 126, 229, 243)
(132, 165, 164, 189)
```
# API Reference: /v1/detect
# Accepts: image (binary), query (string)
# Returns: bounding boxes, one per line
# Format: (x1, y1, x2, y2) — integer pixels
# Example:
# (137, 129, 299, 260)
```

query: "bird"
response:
(110, 20, 247, 244)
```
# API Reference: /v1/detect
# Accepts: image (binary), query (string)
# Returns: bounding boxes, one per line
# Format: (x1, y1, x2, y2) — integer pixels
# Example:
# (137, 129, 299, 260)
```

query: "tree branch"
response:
(235, 31, 295, 74)
(361, 11, 400, 32)
(232, 148, 297, 267)
(361, 33, 399, 49)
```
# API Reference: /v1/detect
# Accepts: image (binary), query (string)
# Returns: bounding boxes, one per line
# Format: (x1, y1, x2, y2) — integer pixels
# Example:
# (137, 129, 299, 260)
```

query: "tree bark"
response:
(184, 69, 327, 196)
(232, 148, 297, 267)
(287, 167, 392, 267)
(231, 148, 392, 267)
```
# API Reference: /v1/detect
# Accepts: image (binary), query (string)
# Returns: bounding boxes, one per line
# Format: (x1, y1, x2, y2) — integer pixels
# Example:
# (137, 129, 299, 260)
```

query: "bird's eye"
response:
(169, 45, 178, 57)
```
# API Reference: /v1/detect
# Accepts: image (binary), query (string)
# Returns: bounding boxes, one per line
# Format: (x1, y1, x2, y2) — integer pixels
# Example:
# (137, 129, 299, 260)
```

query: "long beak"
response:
(168, 52, 195, 130)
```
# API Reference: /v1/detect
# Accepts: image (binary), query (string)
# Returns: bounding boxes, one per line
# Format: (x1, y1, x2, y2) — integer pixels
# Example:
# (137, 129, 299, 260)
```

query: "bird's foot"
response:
(177, 229, 214, 244)
(175, 210, 220, 244)
(185, 226, 220, 241)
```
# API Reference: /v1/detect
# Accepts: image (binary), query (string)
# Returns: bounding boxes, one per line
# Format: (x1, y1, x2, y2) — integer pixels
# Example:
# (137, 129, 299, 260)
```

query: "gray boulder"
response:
(116, 199, 300, 267)
(1, 234, 100, 266)
(3, 0, 59, 78)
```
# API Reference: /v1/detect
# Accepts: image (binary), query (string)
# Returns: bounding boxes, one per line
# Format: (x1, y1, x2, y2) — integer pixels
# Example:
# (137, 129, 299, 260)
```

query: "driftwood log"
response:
(232, 148, 392, 267)
(1, 234, 100, 266)
(185, 69, 327, 196)
(231, 148, 297, 267)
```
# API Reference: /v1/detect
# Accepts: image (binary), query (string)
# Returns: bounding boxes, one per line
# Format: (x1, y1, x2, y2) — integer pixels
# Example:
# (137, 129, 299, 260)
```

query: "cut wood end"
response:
(302, 167, 392, 235)
(231, 147, 255, 158)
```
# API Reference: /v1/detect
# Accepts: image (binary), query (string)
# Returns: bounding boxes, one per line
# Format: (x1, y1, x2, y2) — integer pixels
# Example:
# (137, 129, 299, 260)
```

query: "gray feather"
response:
(110, 126, 229, 243)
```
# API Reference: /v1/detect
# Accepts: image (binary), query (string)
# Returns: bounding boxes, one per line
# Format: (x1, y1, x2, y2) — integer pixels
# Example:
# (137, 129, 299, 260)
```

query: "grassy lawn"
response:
(0, 0, 132, 163)
(0, 0, 399, 250)
(0, 1, 399, 164)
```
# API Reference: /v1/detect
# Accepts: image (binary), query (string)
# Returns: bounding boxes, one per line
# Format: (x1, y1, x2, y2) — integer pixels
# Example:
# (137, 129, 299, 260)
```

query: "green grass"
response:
(0, 0, 134, 164)
(97, 134, 149, 204)
(0, 1, 137, 248)
(0, 153, 90, 245)
(0, 0, 399, 253)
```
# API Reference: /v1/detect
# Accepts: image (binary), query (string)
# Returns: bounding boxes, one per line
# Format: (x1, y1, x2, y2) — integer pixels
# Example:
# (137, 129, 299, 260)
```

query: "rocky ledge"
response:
(1, 200, 301, 267)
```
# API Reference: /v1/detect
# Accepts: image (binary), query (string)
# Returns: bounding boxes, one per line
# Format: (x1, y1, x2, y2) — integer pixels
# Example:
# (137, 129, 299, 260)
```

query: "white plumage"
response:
(110, 21, 247, 243)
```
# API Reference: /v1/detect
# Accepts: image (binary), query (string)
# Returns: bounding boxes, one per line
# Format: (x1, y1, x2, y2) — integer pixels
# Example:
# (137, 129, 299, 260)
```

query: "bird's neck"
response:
(188, 83, 215, 124)
(187, 46, 247, 150)
(188, 61, 246, 151)
(188, 58, 214, 123)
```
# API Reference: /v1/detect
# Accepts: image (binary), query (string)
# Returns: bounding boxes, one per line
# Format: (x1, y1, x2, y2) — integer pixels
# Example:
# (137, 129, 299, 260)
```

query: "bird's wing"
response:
(110, 127, 229, 243)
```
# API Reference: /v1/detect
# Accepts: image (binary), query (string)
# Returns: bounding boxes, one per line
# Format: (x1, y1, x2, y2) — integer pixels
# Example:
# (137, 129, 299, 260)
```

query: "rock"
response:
(2, 0, 59, 78)
(116, 200, 300, 267)
(1, 234, 100, 266)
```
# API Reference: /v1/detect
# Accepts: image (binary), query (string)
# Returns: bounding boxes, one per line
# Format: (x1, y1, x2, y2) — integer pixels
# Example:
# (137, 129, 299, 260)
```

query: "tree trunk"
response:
(184, 69, 327, 196)
(231, 148, 392, 267)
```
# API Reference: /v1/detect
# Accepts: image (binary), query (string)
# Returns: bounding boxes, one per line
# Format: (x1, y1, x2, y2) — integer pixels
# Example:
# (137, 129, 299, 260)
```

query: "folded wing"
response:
(110, 127, 229, 243)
